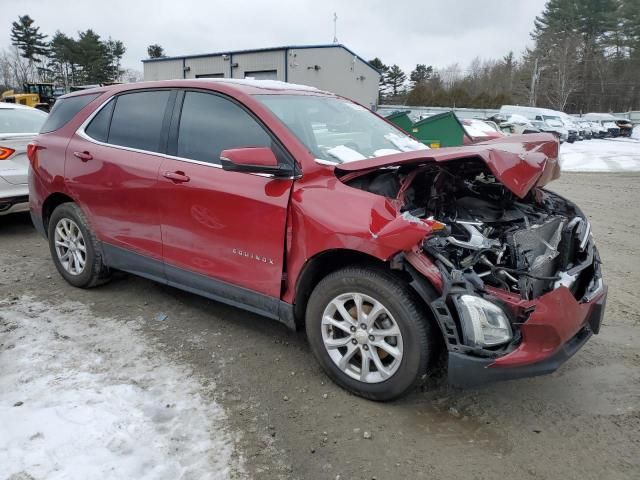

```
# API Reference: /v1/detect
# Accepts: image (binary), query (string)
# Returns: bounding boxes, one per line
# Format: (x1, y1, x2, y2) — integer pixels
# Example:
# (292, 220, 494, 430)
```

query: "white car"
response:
(0, 103, 48, 215)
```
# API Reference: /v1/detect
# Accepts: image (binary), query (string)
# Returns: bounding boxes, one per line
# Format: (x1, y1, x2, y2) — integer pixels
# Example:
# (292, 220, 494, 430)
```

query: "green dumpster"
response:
(410, 111, 468, 148)
(384, 110, 413, 133)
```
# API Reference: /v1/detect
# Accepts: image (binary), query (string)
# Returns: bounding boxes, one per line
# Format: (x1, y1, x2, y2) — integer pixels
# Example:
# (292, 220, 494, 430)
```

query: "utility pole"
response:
(333, 13, 338, 44)
(529, 57, 539, 106)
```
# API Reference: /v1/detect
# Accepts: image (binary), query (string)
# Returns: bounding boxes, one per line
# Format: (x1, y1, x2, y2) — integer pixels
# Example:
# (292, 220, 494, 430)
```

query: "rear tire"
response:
(306, 267, 437, 401)
(48, 203, 110, 288)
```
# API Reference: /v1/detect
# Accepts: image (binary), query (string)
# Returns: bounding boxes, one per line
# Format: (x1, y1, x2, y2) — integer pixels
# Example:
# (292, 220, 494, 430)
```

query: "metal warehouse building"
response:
(142, 44, 381, 108)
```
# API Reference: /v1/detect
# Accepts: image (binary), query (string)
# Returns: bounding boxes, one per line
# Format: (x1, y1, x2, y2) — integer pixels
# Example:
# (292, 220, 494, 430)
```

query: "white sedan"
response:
(0, 102, 47, 216)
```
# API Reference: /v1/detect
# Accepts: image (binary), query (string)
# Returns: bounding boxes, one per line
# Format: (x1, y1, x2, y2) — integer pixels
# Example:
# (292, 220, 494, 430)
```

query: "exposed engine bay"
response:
(345, 160, 597, 301)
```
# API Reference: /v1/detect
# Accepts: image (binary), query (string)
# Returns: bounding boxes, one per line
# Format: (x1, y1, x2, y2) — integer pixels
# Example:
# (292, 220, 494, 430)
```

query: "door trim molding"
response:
(101, 242, 295, 329)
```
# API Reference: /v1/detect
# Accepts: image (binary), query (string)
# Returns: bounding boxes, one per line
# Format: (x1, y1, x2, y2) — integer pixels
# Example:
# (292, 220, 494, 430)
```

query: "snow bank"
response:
(0, 297, 240, 480)
(632, 126, 640, 140)
(559, 138, 640, 172)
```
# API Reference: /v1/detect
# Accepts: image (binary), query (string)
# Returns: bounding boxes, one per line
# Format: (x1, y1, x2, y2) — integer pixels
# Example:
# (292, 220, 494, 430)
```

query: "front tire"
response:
(48, 202, 110, 288)
(306, 267, 437, 401)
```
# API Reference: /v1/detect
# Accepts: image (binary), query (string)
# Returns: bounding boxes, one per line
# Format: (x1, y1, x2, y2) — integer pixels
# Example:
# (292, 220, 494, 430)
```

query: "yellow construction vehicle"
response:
(1, 83, 57, 112)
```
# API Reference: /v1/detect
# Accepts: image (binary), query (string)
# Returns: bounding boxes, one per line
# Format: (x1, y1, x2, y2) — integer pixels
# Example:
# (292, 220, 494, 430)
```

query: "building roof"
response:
(142, 43, 380, 75)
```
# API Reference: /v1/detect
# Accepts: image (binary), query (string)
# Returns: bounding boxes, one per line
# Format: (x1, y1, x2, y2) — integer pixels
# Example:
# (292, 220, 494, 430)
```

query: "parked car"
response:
(499, 106, 577, 143)
(559, 114, 584, 141)
(588, 121, 607, 138)
(0, 103, 48, 215)
(614, 118, 633, 137)
(530, 119, 568, 143)
(576, 120, 593, 140)
(462, 118, 504, 142)
(29, 80, 607, 400)
(603, 121, 620, 137)
(500, 114, 541, 135)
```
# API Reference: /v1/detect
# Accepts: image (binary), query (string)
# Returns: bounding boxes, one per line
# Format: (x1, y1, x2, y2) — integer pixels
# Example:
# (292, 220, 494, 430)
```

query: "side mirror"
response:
(220, 147, 292, 177)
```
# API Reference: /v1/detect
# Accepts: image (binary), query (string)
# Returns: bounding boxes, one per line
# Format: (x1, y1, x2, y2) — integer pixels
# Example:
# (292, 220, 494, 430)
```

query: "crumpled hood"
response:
(335, 133, 560, 199)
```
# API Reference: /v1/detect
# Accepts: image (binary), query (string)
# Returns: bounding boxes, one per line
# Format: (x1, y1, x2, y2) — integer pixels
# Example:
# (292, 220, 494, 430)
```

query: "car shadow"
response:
(0, 212, 37, 237)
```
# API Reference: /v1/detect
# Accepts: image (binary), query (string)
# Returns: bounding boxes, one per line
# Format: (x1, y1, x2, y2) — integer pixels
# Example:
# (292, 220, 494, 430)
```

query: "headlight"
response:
(455, 295, 513, 348)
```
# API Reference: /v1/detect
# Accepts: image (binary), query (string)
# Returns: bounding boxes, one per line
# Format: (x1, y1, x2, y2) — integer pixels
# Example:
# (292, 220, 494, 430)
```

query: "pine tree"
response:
(10, 15, 49, 62)
(409, 64, 433, 87)
(385, 65, 407, 97)
(147, 44, 165, 58)
(74, 30, 112, 84)
(368, 57, 390, 101)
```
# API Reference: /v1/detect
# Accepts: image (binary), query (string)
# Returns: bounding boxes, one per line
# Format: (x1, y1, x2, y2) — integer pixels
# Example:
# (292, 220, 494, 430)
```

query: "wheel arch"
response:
(41, 192, 76, 236)
(293, 248, 402, 329)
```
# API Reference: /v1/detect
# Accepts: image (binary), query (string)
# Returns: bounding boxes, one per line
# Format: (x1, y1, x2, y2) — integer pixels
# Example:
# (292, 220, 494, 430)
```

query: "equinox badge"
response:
(232, 248, 275, 265)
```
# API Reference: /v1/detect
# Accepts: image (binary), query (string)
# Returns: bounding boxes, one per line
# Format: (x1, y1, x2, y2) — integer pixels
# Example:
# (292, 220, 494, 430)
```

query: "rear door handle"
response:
(163, 171, 190, 183)
(73, 151, 93, 162)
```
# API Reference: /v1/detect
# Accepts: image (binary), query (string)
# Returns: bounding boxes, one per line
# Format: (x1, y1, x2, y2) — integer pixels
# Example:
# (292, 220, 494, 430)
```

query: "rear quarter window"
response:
(85, 100, 115, 143)
(40, 93, 100, 134)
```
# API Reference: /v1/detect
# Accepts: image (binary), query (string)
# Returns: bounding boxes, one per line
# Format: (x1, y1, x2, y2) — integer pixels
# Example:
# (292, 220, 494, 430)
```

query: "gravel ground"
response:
(1, 172, 639, 480)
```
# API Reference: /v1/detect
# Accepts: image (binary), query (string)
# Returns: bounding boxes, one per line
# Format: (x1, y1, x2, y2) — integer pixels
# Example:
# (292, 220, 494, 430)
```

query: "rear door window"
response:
(40, 93, 100, 133)
(108, 90, 171, 152)
(176, 91, 271, 164)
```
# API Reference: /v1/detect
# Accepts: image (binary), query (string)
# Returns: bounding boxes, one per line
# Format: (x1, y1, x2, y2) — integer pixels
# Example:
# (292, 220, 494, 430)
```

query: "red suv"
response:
(29, 80, 606, 400)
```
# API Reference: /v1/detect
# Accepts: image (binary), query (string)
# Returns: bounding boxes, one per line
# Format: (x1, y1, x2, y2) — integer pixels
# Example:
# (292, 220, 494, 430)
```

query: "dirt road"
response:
(1, 173, 639, 479)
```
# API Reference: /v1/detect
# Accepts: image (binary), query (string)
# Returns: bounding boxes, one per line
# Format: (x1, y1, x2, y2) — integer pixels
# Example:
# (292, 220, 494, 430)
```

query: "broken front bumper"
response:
(448, 284, 606, 388)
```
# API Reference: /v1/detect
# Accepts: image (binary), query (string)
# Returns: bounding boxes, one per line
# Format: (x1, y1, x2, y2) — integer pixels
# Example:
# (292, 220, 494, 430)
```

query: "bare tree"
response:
(539, 34, 582, 110)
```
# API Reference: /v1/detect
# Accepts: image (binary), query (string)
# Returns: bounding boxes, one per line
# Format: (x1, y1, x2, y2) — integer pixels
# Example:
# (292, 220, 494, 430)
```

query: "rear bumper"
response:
(0, 181, 29, 215)
(448, 286, 606, 388)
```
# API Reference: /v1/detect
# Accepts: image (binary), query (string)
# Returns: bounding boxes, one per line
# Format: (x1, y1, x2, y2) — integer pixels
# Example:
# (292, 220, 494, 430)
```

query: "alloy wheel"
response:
(54, 218, 87, 276)
(321, 292, 404, 383)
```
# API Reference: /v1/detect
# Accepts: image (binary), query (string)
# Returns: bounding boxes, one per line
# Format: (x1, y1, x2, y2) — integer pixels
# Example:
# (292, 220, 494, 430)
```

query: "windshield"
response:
(543, 116, 563, 127)
(255, 95, 427, 164)
(0, 107, 47, 134)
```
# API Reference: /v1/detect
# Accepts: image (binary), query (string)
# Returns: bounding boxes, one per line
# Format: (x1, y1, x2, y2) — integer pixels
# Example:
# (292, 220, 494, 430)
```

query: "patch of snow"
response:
(373, 148, 401, 157)
(0, 297, 240, 480)
(326, 145, 367, 163)
(384, 132, 429, 152)
(559, 138, 640, 172)
(632, 126, 640, 140)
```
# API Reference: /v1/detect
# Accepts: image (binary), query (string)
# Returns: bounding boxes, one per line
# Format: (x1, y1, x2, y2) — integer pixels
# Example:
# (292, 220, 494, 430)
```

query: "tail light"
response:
(0, 146, 15, 160)
(27, 142, 39, 166)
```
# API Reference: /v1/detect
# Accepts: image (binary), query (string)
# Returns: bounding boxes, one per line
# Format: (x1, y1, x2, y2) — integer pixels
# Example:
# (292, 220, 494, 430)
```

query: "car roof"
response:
(61, 78, 337, 100)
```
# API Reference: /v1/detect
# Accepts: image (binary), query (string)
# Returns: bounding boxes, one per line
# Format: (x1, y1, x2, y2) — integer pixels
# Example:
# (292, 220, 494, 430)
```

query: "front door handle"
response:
(163, 171, 190, 183)
(73, 151, 93, 162)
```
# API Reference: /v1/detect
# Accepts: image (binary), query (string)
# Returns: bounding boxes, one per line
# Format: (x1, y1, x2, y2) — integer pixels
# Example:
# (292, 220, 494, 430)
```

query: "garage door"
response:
(244, 70, 278, 80)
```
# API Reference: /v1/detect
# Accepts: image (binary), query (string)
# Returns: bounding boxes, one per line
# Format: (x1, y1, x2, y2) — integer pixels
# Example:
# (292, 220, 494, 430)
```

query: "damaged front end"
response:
(337, 136, 606, 387)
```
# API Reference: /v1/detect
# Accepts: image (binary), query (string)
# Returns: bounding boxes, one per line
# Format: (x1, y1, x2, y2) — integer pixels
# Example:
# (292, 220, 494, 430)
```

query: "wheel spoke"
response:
(371, 325, 401, 338)
(338, 343, 358, 370)
(68, 250, 77, 273)
(322, 315, 352, 334)
(372, 340, 401, 359)
(335, 300, 356, 325)
(364, 300, 385, 328)
(370, 348, 391, 379)
(353, 293, 364, 322)
(360, 348, 371, 381)
(56, 226, 68, 242)
(324, 336, 352, 349)
(74, 250, 84, 269)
